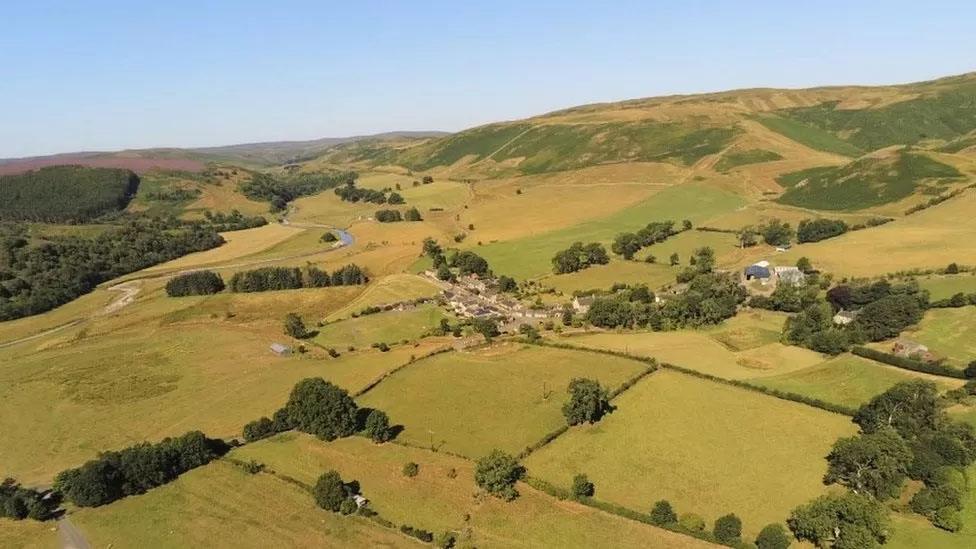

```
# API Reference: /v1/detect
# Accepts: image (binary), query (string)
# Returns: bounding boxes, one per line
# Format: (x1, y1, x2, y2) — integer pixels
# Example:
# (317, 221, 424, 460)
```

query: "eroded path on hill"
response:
(57, 516, 91, 549)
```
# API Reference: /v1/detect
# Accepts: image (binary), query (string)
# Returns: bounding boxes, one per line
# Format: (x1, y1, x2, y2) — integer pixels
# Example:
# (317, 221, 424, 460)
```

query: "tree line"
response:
(0, 166, 140, 223)
(334, 180, 403, 206)
(0, 220, 224, 320)
(611, 219, 690, 260)
(54, 431, 229, 507)
(376, 207, 422, 223)
(226, 264, 367, 293)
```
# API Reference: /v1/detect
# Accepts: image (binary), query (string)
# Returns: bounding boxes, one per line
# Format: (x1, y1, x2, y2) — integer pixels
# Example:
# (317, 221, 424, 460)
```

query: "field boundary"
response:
(851, 346, 967, 380)
(353, 345, 455, 397)
(532, 337, 858, 416)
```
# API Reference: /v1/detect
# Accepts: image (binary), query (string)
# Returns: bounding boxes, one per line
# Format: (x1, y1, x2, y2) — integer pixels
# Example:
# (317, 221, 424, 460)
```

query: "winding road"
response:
(0, 220, 354, 350)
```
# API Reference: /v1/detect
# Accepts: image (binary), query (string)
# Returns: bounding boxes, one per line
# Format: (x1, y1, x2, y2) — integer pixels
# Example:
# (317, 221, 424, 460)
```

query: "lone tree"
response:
(571, 474, 595, 499)
(787, 492, 888, 548)
(669, 253, 679, 266)
(313, 470, 348, 512)
(713, 513, 743, 544)
(474, 450, 524, 501)
(284, 378, 358, 441)
(650, 500, 678, 526)
(284, 313, 309, 339)
(363, 409, 393, 443)
(755, 523, 791, 549)
(562, 378, 611, 425)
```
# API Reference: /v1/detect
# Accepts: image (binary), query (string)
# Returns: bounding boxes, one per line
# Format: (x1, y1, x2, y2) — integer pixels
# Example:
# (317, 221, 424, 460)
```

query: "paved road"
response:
(57, 516, 91, 549)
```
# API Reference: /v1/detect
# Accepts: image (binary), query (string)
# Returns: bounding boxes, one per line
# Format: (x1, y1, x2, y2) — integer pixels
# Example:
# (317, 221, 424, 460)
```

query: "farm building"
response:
(832, 310, 858, 325)
(352, 495, 369, 508)
(774, 266, 806, 286)
(270, 343, 292, 356)
(744, 264, 771, 280)
(572, 295, 596, 313)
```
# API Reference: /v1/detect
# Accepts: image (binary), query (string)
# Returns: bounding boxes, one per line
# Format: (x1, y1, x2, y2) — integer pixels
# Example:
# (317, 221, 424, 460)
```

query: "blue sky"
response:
(2, 0, 974, 158)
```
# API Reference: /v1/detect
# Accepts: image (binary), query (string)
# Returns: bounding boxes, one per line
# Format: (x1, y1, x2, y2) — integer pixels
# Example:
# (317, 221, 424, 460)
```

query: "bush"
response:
(242, 416, 278, 442)
(678, 513, 705, 532)
(375, 209, 402, 223)
(399, 525, 434, 543)
(434, 531, 457, 548)
(797, 218, 848, 243)
(363, 409, 394, 443)
(571, 473, 595, 499)
(339, 498, 358, 515)
(402, 462, 419, 477)
(934, 506, 963, 532)
(321, 231, 338, 243)
(165, 271, 225, 297)
(713, 513, 742, 544)
(0, 479, 56, 521)
(650, 500, 677, 526)
(851, 346, 965, 379)
(755, 523, 790, 549)
(284, 313, 309, 339)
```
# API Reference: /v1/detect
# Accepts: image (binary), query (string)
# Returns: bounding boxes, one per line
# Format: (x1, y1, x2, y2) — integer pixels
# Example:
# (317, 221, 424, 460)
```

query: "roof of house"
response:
(754, 260, 771, 268)
(744, 265, 771, 278)
(270, 343, 291, 353)
(774, 266, 801, 274)
(574, 296, 596, 305)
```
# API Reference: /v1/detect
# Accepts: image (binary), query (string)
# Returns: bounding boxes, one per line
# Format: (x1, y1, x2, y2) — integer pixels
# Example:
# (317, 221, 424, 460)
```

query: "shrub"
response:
(650, 500, 677, 526)
(240, 460, 265, 475)
(434, 531, 457, 548)
(402, 462, 420, 477)
(165, 271, 225, 297)
(339, 498, 358, 515)
(678, 513, 705, 532)
(321, 231, 338, 243)
(375, 209, 403, 223)
(283, 313, 309, 339)
(399, 525, 434, 543)
(571, 474, 595, 499)
(755, 523, 791, 549)
(0, 479, 56, 521)
(933, 506, 962, 532)
(797, 218, 848, 243)
(713, 513, 742, 544)
(363, 409, 394, 443)
(242, 417, 278, 442)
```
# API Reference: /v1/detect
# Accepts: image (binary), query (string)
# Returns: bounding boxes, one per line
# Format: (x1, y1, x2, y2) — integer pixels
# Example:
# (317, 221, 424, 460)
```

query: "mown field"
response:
(232, 434, 712, 549)
(357, 344, 647, 458)
(916, 273, 976, 300)
(523, 370, 857, 538)
(324, 273, 441, 321)
(313, 305, 451, 350)
(901, 305, 976, 368)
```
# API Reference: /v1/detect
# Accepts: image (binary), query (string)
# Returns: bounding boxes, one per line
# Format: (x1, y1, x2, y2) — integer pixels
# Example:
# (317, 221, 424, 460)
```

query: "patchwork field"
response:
(325, 273, 442, 321)
(357, 344, 648, 458)
(916, 273, 976, 300)
(70, 459, 409, 548)
(542, 260, 675, 294)
(523, 370, 857, 538)
(232, 434, 712, 549)
(473, 183, 746, 279)
(751, 354, 965, 410)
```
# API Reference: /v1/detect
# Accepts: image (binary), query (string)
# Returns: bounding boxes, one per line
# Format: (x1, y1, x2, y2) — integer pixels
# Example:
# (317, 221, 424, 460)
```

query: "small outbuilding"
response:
(352, 494, 369, 508)
(832, 310, 858, 325)
(270, 343, 292, 356)
(572, 295, 596, 314)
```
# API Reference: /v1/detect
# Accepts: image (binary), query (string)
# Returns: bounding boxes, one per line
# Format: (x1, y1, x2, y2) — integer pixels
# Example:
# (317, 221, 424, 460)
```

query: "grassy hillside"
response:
(777, 150, 962, 210)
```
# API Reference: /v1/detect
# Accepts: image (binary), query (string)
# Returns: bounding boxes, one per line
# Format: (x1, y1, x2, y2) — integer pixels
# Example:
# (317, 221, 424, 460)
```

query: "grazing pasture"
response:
(233, 434, 712, 549)
(313, 305, 451, 350)
(915, 273, 976, 300)
(0, 322, 439, 484)
(901, 306, 976, 368)
(357, 344, 647, 458)
(557, 327, 821, 380)
(140, 223, 303, 274)
(70, 459, 408, 548)
(542, 260, 675, 294)
(750, 354, 964, 410)
(325, 273, 442, 321)
(523, 370, 857, 538)
(0, 519, 54, 549)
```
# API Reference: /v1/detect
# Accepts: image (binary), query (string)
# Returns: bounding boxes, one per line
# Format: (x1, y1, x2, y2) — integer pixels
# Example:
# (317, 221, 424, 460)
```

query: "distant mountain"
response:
(0, 131, 449, 175)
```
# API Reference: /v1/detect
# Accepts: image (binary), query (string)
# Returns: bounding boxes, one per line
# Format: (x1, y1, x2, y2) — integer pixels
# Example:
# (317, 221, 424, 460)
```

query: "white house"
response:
(572, 296, 596, 314)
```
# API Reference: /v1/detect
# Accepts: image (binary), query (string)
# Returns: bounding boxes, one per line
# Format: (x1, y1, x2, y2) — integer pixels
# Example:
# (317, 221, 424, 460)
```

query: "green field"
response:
(524, 370, 857, 538)
(916, 273, 976, 300)
(325, 274, 441, 321)
(233, 434, 712, 548)
(750, 354, 964, 409)
(314, 305, 451, 349)
(70, 459, 409, 548)
(357, 344, 647, 458)
(905, 306, 976, 368)
(542, 260, 676, 294)
(474, 183, 746, 279)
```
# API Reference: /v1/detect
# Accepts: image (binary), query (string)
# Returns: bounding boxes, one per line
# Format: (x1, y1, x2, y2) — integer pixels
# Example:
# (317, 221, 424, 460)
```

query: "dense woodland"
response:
(240, 170, 356, 211)
(227, 264, 367, 293)
(0, 221, 224, 320)
(0, 166, 140, 223)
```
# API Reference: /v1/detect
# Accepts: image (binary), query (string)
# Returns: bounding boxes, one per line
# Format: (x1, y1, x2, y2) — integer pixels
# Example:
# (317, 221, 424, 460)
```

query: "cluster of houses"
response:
(427, 272, 554, 323)
(743, 260, 807, 287)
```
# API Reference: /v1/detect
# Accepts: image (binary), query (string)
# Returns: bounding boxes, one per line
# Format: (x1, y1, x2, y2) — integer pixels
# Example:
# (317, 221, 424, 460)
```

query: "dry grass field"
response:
(140, 223, 304, 274)
(0, 519, 56, 549)
(232, 434, 713, 549)
(357, 344, 647, 458)
(523, 370, 857, 538)
(900, 306, 976, 368)
(324, 273, 442, 321)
